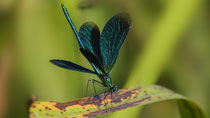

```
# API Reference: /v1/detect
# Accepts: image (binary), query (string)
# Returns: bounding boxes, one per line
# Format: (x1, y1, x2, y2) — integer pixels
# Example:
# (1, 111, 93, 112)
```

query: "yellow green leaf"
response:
(29, 85, 205, 118)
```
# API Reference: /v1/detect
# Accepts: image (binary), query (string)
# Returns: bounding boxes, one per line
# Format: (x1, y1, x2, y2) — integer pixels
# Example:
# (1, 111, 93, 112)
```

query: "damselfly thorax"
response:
(99, 74, 112, 87)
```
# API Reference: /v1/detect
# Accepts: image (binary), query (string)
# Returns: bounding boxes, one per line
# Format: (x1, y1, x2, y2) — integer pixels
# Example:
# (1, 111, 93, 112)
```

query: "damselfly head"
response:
(112, 85, 118, 93)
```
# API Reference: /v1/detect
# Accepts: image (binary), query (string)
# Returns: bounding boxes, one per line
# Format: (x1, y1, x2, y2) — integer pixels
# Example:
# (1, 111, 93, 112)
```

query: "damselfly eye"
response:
(112, 85, 118, 93)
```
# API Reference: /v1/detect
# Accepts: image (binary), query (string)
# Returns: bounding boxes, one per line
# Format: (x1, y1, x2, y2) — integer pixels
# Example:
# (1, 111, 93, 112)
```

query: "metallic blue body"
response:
(51, 4, 131, 93)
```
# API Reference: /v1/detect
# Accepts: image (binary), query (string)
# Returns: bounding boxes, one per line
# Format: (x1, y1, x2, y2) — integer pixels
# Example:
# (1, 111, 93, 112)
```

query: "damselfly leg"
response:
(86, 79, 105, 96)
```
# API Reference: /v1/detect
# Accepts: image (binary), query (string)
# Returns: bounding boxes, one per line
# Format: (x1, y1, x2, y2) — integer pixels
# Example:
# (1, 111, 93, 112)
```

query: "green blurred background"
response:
(0, 0, 209, 118)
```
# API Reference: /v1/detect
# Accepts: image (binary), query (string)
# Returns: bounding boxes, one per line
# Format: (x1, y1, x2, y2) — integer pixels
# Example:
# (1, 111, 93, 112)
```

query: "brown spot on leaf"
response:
(82, 95, 151, 118)
(45, 106, 52, 110)
(31, 105, 36, 108)
(53, 86, 142, 112)
(46, 113, 49, 116)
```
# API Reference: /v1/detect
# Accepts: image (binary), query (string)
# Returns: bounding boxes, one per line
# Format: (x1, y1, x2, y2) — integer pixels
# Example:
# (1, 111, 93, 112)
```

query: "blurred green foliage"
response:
(0, 0, 209, 118)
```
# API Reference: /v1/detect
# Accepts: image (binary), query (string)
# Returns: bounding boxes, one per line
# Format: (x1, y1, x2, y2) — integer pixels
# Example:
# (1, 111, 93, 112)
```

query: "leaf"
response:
(29, 85, 206, 118)
(177, 100, 205, 118)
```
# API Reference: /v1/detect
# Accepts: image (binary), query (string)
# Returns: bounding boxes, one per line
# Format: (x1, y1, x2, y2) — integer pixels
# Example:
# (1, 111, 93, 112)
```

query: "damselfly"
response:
(50, 4, 131, 96)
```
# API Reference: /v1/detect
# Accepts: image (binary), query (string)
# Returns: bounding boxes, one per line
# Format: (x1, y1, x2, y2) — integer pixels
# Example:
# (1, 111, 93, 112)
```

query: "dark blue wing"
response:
(100, 12, 131, 73)
(80, 48, 105, 73)
(78, 22, 105, 73)
(78, 22, 101, 58)
(50, 59, 98, 75)
(61, 4, 103, 73)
